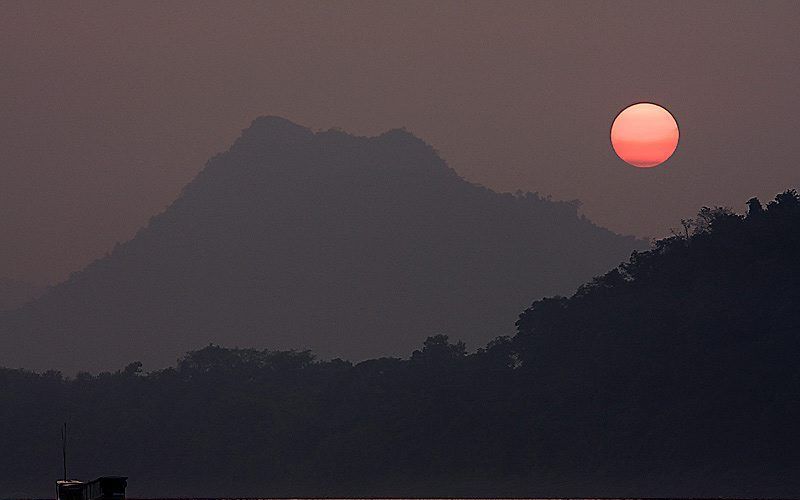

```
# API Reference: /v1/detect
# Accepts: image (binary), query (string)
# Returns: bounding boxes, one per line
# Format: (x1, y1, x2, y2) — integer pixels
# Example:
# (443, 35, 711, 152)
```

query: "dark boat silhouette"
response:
(55, 424, 127, 499)
(55, 477, 127, 500)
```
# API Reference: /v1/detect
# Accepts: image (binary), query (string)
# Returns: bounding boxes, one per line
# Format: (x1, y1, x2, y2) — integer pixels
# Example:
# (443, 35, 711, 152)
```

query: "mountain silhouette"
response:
(0, 117, 642, 372)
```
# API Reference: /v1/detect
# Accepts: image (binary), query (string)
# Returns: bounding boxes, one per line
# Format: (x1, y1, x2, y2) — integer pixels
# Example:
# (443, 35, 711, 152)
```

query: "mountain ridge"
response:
(0, 117, 644, 372)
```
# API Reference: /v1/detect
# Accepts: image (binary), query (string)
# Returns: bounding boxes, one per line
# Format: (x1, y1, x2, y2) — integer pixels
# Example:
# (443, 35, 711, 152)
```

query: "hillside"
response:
(1, 191, 799, 497)
(0, 117, 641, 372)
(508, 190, 800, 493)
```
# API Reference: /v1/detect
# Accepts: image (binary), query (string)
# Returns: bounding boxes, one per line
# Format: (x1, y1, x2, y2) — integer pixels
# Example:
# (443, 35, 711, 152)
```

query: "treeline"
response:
(3, 191, 800, 498)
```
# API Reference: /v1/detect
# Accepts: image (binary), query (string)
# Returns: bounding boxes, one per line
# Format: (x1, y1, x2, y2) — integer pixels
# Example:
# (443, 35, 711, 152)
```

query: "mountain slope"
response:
(0, 117, 642, 372)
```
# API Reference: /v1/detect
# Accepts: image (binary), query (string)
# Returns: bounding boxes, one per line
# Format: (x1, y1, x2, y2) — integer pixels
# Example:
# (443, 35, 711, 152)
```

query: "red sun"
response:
(611, 102, 679, 168)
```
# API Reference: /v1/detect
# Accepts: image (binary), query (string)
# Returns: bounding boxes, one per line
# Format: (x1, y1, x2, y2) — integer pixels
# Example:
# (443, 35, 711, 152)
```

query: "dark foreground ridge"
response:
(2, 191, 799, 498)
(0, 116, 641, 373)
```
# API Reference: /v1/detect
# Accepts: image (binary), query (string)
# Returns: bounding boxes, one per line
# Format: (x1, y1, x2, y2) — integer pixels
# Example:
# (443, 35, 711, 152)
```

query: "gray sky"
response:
(2, 0, 798, 284)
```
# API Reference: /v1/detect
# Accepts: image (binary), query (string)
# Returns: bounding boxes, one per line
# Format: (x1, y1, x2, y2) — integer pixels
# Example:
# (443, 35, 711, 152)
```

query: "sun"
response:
(611, 102, 679, 168)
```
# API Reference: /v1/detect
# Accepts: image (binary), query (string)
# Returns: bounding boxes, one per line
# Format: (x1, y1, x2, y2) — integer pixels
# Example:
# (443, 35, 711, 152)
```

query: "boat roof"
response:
(57, 476, 127, 485)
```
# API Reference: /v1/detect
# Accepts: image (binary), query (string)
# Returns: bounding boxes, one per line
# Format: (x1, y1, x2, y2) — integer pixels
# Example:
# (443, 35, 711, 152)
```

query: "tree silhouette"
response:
(1, 190, 800, 497)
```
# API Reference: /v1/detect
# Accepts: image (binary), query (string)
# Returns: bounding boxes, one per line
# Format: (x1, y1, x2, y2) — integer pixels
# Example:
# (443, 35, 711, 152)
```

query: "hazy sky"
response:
(2, 1, 799, 284)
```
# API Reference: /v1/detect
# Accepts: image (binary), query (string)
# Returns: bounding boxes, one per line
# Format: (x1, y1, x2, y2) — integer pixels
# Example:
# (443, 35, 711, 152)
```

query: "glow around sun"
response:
(611, 103, 679, 168)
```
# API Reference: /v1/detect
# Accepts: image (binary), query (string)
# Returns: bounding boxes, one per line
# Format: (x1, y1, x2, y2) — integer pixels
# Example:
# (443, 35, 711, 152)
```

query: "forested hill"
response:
(510, 190, 800, 492)
(0, 116, 641, 373)
(2, 191, 800, 498)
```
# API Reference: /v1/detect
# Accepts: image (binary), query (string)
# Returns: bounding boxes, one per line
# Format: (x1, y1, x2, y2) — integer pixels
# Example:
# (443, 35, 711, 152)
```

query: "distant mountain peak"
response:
(378, 127, 425, 143)
(0, 117, 644, 373)
(233, 115, 314, 149)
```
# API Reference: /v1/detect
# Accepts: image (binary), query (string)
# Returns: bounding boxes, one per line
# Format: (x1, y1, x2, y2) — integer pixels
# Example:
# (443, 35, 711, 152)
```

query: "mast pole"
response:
(62, 422, 67, 480)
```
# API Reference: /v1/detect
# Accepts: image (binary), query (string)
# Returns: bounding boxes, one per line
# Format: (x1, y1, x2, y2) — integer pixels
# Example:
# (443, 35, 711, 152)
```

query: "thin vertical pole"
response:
(62, 422, 67, 480)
